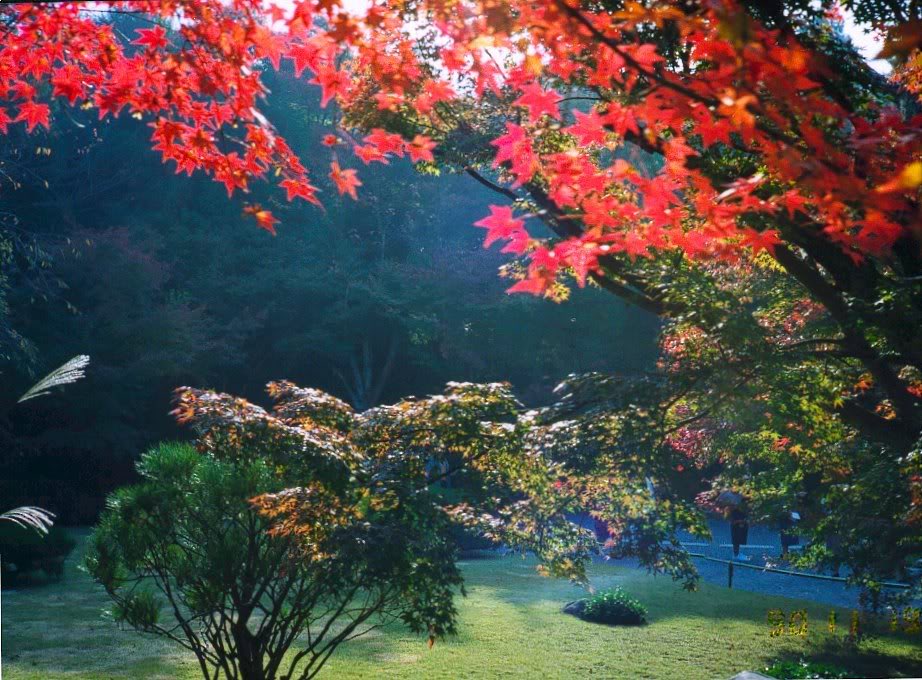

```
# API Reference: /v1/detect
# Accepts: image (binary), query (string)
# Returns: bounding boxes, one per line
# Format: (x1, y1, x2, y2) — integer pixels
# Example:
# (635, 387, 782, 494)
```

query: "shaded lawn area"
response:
(2, 531, 921, 679)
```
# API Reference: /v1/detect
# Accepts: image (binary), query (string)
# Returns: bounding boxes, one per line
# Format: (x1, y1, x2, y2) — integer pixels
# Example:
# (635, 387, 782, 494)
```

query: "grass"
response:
(2, 531, 921, 679)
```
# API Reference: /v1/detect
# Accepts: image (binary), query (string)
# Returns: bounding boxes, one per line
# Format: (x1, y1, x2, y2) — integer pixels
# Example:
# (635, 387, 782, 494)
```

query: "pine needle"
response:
(0, 506, 55, 533)
(18, 354, 90, 403)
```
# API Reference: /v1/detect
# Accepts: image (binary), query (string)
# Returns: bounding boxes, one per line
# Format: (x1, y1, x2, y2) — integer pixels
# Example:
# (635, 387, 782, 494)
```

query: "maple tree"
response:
(3, 0, 918, 438)
(4, 0, 922, 590)
(87, 381, 600, 678)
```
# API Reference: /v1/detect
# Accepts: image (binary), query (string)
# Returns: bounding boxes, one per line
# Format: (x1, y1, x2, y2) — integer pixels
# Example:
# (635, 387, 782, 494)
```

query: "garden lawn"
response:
(2, 531, 921, 679)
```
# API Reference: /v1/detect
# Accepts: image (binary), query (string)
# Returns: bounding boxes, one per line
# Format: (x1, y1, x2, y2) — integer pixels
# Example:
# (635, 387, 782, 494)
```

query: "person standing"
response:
(779, 510, 800, 558)
(729, 505, 750, 561)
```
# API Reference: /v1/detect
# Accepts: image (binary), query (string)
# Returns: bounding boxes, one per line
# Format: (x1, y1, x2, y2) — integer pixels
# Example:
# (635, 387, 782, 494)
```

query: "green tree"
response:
(89, 441, 460, 680)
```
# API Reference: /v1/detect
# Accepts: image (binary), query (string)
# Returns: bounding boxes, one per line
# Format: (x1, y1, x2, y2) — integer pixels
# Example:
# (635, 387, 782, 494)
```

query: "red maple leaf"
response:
(250, 25, 285, 70)
(374, 91, 405, 111)
(10, 81, 36, 102)
(501, 229, 531, 255)
(630, 43, 665, 69)
(133, 26, 169, 51)
(739, 228, 783, 255)
(474, 205, 526, 248)
(330, 161, 361, 199)
(602, 102, 639, 138)
(354, 144, 389, 165)
(364, 128, 405, 156)
(280, 177, 321, 204)
(565, 109, 608, 146)
(150, 119, 186, 153)
(513, 82, 561, 121)
(288, 41, 325, 77)
(507, 275, 548, 295)
(407, 135, 436, 163)
(492, 123, 527, 165)
(51, 65, 84, 104)
(555, 238, 599, 286)
(776, 190, 810, 218)
(3, 0, 913, 262)
(14, 100, 50, 133)
(718, 88, 757, 131)
(415, 79, 456, 114)
(491, 123, 537, 185)
(621, 231, 652, 259)
(243, 204, 279, 235)
(311, 66, 350, 107)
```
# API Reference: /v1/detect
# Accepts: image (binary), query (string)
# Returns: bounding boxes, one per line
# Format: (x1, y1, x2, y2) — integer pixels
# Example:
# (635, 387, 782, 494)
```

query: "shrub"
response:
(88, 440, 465, 680)
(0, 523, 76, 585)
(578, 586, 647, 625)
(763, 659, 850, 679)
(450, 523, 498, 555)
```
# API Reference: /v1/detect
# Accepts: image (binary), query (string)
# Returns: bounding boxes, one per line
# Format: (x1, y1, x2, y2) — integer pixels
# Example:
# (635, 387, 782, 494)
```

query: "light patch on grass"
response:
(373, 652, 422, 664)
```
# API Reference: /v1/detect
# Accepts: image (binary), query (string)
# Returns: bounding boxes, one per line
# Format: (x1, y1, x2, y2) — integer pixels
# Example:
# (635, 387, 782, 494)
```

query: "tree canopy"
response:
(3, 0, 922, 594)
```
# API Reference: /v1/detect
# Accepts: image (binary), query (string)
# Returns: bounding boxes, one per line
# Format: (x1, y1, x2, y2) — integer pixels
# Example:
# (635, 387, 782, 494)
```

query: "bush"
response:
(763, 659, 850, 679)
(0, 523, 76, 585)
(86, 428, 468, 680)
(450, 523, 497, 555)
(577, 586, 647, 625)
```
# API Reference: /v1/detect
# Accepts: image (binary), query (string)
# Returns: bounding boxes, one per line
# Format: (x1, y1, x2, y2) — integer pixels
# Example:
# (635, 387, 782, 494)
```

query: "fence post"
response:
(728, 561, 734, 589)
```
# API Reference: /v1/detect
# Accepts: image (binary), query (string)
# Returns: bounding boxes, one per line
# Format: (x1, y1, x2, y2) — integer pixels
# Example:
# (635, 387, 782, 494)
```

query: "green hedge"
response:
(0, 523, 76, 585)
(449, 523, 497, 555)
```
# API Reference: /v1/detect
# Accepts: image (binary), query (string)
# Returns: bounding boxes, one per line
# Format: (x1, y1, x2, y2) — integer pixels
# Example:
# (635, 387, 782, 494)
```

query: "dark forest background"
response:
(0, 65, 659, 523)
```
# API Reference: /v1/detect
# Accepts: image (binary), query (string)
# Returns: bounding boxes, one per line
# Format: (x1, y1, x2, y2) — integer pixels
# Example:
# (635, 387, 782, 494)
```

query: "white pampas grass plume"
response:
(18, 354, 90, 403)
(0, 506, 55, 533)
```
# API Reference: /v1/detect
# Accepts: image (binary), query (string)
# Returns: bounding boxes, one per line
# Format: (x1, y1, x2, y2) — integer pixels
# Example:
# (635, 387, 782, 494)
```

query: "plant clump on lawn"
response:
(564, 586, 648, 626)
(762, 659, 850, 679)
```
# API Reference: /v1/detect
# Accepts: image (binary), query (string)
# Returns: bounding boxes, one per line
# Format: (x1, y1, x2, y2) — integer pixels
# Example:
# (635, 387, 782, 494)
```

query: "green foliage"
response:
(172, 379, 599, 584)
(763, 659, 850, 679)
(89, 439, 461, 680)
(448, 523, 497, 554)
(111, 590, 159, 630)
(578, 586, 648, 626)
(0, 522, 75, 584)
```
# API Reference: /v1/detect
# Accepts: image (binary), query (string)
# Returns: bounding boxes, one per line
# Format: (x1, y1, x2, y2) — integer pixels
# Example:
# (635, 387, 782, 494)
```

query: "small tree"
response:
(88, 441, 454, 680)
(87, 381, 595, 680)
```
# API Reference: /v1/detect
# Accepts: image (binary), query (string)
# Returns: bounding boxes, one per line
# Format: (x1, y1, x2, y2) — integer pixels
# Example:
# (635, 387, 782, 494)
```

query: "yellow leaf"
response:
(468, 35, 497, 50)
(876, 161, 922, 193)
